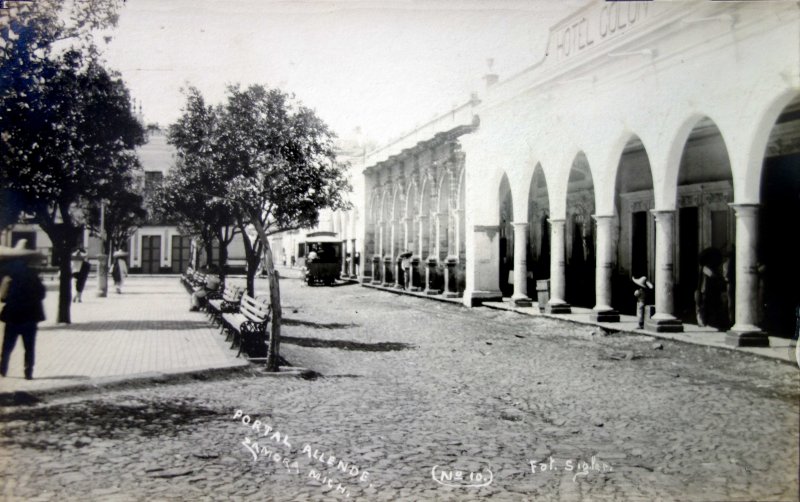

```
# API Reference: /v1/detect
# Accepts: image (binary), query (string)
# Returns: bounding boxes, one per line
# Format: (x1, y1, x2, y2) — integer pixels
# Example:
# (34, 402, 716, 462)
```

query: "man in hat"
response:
(633, 276, 653, 329)
(0, 241, 46, 380)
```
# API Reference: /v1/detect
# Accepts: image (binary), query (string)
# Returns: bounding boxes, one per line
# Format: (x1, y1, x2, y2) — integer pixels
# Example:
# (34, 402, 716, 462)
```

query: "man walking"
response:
(0, 242, 46, 380)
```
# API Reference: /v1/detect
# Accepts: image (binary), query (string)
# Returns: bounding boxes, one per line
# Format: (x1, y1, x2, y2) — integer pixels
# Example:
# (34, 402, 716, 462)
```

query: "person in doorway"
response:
(633, 276, 653, 329)
(110, 250, 129, 294)
(72, 249, 91, 303)
(0, 243, 46, 380)
(695, 247, 726, 330)
(400, 252, 412, 290)
(722, 245, 736, 329)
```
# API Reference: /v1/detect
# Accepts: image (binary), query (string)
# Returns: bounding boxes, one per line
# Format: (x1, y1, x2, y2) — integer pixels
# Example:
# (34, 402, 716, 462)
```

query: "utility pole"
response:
(97, 200, 108, 297)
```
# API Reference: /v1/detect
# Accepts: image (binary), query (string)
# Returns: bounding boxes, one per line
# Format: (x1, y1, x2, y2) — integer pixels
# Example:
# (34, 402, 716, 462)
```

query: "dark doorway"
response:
(678, 206, 699, 321)
(171, 235, 191, 273)
(760, 152, 800, 337)
(141, 235, 161, 274)
(631, 211, 648, 279)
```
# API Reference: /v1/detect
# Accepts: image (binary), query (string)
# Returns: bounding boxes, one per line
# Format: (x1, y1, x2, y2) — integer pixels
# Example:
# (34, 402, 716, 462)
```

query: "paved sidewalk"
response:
(359, 282, 798, 365)
(0, 276, 249, 395)
(482, 299, 799, 364)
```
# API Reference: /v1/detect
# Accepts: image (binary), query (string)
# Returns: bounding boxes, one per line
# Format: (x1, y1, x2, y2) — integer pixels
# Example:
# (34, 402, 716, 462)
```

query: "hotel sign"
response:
(549, 1, 652, 61)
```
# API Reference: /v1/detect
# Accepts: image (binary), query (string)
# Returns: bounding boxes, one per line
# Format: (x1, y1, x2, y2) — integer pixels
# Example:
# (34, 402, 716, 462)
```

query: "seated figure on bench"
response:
(190, 272, 221, 311)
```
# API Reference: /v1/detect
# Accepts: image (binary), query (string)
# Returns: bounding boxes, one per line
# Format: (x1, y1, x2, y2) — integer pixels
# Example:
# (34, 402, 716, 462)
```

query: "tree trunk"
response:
(252, 219, 281, 371)
(217, 234, 228, 284)
(56, 245, 73, 324)
(204, 240, 214, 268)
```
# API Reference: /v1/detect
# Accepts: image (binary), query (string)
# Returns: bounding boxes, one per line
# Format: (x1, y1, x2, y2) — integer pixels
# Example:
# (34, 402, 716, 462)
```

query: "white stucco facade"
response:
(360, 0, 800, 346)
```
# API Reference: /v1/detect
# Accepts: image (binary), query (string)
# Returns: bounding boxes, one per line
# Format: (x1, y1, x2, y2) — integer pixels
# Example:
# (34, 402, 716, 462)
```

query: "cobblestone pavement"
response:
(0, 275, 797, 501)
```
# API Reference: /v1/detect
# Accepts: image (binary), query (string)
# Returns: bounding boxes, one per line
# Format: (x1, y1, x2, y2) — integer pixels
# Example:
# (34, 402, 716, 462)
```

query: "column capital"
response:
(549, 218, 566, 224)
(511, 221, 529, 229)
(592, 214, 615, 222)
(650, 209, 676, 216)
(728, 202, 760, 215)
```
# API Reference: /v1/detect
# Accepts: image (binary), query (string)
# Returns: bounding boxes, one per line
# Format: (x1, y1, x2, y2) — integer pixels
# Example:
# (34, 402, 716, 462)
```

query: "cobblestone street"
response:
(0, 275, 797, 501)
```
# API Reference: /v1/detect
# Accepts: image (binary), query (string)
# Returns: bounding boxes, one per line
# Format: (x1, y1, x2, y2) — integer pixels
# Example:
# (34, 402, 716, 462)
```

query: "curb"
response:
(0, 363, 253, 407)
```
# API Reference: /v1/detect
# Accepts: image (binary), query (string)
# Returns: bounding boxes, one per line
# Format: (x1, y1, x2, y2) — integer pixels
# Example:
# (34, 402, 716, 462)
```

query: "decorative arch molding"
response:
(594, 132, 654, 217)
(655, 113, 733, 210)
(740, 87, 800, 203)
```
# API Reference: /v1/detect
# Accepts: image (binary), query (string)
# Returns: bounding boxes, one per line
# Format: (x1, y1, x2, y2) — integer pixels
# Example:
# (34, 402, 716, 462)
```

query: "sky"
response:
(103, 0, 587, 146)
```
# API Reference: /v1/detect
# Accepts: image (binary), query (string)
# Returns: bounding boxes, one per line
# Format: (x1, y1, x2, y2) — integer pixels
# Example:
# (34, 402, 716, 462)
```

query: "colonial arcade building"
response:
(360, 1, 800, 347)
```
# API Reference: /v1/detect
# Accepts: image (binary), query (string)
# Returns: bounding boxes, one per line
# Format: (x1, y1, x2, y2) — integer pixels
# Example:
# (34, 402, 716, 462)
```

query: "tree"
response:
(85, 176, 147, 255)
(151, 88, 239, 279)
(0, 1, 143, 323)
(216, 84, 351, 370)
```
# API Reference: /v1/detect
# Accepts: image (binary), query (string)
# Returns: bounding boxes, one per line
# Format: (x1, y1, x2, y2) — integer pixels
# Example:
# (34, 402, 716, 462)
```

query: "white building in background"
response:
(359, 0, 800, 346)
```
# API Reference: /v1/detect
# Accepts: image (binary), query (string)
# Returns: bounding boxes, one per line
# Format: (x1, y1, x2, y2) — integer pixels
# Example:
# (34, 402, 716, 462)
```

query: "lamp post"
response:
(97, 200, 108, 297)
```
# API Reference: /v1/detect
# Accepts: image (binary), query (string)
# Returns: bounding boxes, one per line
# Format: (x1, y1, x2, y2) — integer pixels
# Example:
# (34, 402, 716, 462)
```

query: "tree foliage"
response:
(151, 87, 238, 276)
(158, 83, 351, 370)
(0, 0, 143, 323)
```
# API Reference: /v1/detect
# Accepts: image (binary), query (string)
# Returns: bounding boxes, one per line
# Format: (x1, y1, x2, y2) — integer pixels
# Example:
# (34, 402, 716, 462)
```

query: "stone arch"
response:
(565, 151, 596, 308)
(527, 163, 551, 282)
(612, 134, 655, 314)
(419, 175, 434, 258)
(758, 91, 800, 336)
(672, 116, 734, 328)
(405, 180, 420, 253)
(437, 169, 453, 260)
(744, 88, 800, 203)
(498, 172, 513, 297)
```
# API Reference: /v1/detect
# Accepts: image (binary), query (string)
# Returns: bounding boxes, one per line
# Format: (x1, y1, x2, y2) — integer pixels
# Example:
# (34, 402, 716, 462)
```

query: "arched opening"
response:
(527, 164, 550, 298)
(499, 174, 513, 297)
(613, 136, 655, 315)
(565, 153, 596, 308)
(457, 168, 466, 295)
(675, 117, 734, 330)
(759, 93, 800, 337)
(438, 172, 452, 261)
(405, 183, 419, 254)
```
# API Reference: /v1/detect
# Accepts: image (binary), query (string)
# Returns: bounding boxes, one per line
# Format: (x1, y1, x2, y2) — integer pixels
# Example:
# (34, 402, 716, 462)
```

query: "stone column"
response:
(645, 210, 683, 332)
(463, 225, 503, 306)
(432, 212, 444, 259)
(409, 256, 422, 291)
(341, 239, 347, 278)
(546, 219, 571, 314)
(592, 215, 619, 322)
(378, 222, 385, 258)
(424, 256, 440, 295)
(455, 208, 465, 259)
(726, 204, 769, 346)
(348, 239, 358, 279)
(443, 256, 459, 298)
(371, 255, 381, 284)
(511, 222, 532, 307)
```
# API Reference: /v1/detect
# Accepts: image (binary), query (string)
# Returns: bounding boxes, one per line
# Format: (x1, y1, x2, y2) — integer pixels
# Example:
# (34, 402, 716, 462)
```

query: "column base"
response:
(591, 308, 620, 323)
(409, 286, 423, 292)
(442, 291, 460, 299)
(644, 315, 684, 333)
(546, 301, 571, 314)
(463, 289, 503, 307)
(512, 295, 533, 307)
(725, 326, 769, 347)
(424, 288, 442, 296)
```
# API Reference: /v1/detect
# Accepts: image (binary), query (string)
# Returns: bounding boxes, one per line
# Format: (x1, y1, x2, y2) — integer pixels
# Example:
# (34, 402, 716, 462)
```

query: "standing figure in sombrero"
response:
(110, 249, 128, 294)
(633, 276, 653, 329)
(0, 240, 46, 380)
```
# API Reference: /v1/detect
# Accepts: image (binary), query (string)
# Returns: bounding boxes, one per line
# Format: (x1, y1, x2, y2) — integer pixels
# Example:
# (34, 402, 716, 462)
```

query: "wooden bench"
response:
(220, 293, 271, 358)
(181, 269, 206, 294)
(207, 283, 245, 324)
